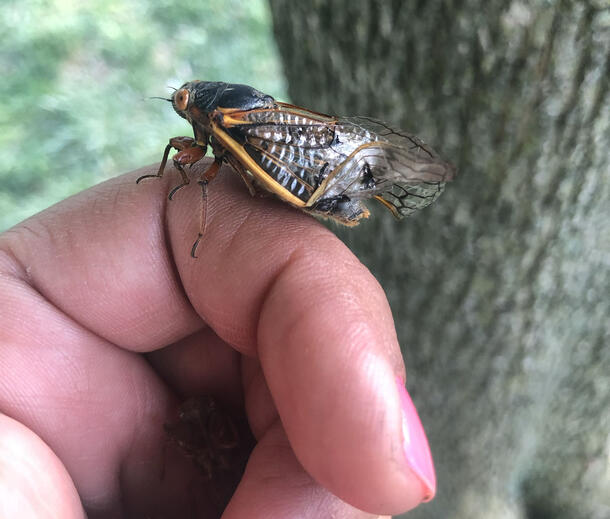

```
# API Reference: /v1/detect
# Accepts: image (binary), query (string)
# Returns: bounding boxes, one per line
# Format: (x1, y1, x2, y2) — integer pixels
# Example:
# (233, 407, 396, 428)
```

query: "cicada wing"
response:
(222, 105, 339, 203)
(375, 179, 447, 218)
(324, 117, 456, 218)
(221, 108, 455, 220)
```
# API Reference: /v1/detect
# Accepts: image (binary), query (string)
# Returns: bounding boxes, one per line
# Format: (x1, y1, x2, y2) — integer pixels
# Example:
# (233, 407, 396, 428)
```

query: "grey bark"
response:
(268, 1, 609, 518)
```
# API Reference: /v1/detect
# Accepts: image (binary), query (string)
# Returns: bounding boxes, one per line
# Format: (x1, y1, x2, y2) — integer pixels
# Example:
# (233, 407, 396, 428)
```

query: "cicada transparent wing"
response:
(318, 116, 456, 219)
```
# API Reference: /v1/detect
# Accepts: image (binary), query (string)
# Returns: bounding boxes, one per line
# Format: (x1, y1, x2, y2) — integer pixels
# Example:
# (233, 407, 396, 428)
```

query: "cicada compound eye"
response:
(173, 88, 190, 111)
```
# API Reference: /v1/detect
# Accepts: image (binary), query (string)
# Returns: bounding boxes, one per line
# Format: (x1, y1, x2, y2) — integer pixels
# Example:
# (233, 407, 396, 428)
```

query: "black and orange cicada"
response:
(138, 81, 456, 254)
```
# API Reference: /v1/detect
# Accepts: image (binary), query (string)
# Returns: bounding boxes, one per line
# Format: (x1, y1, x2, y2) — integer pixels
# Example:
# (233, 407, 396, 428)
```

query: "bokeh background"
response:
(0, 0, 286, 231)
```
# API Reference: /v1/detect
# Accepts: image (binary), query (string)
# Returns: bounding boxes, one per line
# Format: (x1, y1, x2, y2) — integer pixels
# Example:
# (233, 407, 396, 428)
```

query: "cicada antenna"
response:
(148, 86, 177, 102)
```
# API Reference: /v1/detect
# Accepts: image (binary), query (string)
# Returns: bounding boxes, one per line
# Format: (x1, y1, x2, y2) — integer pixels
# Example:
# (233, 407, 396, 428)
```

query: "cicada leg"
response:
(191, 158, 222, 258)
(307, 195, 370, 225)
(136, 136, 207, 200)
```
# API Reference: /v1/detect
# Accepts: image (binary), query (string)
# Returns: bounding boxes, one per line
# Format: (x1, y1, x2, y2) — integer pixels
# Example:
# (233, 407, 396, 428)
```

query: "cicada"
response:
(138, 81, 456, 253)
(164, 396, 251, 481)
(164, 396, 254, 509)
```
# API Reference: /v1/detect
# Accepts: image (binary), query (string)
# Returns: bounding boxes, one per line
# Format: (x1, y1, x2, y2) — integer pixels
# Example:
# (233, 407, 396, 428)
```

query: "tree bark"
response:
(268, 1, 609, 518)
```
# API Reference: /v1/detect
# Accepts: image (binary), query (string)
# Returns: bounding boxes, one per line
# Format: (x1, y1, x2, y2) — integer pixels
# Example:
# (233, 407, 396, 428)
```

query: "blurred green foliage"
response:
(0, 0, 286, 231)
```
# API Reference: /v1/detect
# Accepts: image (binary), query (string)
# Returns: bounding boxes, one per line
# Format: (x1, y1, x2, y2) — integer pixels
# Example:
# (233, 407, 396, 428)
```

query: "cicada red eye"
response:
(173, 88, 190, 111)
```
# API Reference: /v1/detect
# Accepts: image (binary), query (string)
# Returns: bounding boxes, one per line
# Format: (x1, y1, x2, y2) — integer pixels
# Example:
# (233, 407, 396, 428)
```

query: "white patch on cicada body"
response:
(277, 169, 290, 187)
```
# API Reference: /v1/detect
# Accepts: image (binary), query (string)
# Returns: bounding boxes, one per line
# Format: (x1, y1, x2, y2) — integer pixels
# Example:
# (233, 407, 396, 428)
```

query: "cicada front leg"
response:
(137, 136, 207, 200)
(190, 157, 223, 259)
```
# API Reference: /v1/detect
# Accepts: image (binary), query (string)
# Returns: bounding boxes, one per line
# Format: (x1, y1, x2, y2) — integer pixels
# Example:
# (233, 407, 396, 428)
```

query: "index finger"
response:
(161, 162, 435, 514)
(5, 161, 435, 513)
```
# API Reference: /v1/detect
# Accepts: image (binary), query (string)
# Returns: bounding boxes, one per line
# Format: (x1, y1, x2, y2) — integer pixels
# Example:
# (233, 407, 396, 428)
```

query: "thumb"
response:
(0, 414, 84, 519)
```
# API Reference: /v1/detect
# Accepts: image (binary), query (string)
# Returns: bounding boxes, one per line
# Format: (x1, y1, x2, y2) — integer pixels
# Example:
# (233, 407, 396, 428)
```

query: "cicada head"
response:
(171, 81, 275, 119)
(170, 81, 221, 139)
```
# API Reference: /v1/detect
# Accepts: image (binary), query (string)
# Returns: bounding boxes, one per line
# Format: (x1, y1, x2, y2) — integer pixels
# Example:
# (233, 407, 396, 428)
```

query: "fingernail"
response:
(396, 377, 436, 501)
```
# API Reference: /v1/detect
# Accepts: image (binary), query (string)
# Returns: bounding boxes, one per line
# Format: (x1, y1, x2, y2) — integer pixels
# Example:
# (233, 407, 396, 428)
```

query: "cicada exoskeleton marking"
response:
(139, 81, 456, 256)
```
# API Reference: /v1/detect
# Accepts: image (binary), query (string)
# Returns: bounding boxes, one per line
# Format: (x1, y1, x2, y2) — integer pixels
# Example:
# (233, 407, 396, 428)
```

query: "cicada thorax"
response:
(187, 81, 276, 113)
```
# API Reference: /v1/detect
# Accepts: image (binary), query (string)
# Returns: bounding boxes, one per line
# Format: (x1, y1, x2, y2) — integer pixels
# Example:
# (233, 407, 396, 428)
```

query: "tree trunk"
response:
(268, 1, 609, 518)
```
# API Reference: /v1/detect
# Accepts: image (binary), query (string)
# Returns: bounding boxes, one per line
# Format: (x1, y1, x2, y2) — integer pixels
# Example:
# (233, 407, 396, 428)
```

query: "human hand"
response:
(0, 161, 435, 518)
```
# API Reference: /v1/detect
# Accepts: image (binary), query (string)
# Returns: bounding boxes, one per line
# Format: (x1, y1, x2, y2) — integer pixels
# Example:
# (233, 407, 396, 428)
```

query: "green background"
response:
(0, 0, 286, 231)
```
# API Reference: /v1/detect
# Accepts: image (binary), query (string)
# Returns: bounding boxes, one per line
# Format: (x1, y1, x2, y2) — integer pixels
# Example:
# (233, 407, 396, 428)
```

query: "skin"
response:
(0, 161, 427, 518)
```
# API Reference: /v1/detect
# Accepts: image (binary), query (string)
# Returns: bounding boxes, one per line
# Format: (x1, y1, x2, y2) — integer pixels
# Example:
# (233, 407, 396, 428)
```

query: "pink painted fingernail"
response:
(396, 377, 436, 502)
